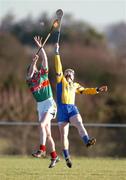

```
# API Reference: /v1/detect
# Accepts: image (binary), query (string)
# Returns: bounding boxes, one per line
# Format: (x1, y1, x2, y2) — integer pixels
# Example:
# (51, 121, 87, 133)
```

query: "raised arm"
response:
(26, 55, 39, 79)
(34, 36, 48, 70)
(76, 84, 108, 95)
(54, 43, 63, 83)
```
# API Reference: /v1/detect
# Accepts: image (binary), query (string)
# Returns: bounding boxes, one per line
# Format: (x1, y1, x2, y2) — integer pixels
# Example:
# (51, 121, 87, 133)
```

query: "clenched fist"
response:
(98, 86, 108, 92)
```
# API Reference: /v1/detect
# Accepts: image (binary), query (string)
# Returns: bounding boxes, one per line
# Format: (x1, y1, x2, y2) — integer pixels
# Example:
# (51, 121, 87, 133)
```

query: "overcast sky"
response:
(1, 0, 126, 29)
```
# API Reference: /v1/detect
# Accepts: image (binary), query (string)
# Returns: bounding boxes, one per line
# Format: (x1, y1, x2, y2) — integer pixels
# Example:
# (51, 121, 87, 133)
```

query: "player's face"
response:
(64, 69, 74, 82)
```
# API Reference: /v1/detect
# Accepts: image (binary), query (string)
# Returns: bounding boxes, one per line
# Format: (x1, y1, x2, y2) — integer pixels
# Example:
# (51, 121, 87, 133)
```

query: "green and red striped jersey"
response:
(26, 66, 53, 102)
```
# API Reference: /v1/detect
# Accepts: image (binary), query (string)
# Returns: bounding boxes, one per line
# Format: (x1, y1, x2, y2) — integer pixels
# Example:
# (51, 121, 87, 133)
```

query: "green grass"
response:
(0, 156, 126, 180)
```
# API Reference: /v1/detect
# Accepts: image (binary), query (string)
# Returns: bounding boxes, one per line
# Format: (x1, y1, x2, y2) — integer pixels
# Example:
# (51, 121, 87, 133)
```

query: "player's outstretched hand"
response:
(34, 36, 43, 48)
(98, 86, 108, 92)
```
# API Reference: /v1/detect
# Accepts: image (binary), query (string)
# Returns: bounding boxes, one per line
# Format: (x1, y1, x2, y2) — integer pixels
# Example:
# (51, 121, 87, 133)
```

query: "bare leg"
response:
(58, 122, 72, 168)
(70, 114, 96, 146)
(45, 120, 55, 152)
(36, 112, 59, 168)
(39, 112, 49, 145)
(32, 112, 53, 158)
(39, 123, 46, 146)
(69, 114, 88, 137)
(58, 122, 69, 150)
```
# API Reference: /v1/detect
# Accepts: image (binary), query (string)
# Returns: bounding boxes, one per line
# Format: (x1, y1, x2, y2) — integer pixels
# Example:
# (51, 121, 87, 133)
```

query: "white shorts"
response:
(37, 97, 57, 122)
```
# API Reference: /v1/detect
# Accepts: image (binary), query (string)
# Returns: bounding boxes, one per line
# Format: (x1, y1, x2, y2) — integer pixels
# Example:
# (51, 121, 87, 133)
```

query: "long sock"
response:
(40, 145, 46, 152)
(63, 149, 70, 159)
(82, 135, 90, 144)
(50, 151, 57, 159)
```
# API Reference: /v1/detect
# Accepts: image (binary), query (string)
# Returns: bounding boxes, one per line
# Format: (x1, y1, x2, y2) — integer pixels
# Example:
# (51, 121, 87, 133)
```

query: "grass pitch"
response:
(0, 156, 126, 180)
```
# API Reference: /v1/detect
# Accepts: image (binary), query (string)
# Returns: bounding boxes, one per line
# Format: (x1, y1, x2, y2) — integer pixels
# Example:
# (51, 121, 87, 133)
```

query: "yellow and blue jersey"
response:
(55, 54, 98, 105)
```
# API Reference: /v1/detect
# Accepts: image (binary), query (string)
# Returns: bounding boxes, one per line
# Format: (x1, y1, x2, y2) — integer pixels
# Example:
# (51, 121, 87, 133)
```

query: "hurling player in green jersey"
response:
(26, 36, 59, 168)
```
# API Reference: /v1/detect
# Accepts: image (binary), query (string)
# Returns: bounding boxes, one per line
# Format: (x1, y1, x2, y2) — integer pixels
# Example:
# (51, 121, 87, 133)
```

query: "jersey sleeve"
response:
(55, 54, 63, 83)
(75, 83, 98, 95)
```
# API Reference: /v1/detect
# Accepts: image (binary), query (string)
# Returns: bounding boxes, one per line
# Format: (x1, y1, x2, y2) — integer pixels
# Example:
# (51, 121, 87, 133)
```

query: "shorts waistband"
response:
(37, 97, 54, 105)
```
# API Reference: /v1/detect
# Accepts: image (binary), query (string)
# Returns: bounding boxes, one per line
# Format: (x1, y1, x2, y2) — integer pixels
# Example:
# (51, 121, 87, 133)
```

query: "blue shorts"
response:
(57, 104, 79, 123)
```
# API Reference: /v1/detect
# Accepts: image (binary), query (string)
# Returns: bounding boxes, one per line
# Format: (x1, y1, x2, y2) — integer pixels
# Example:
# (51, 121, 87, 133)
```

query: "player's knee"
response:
(40, 122, 45, 128)
(47, 132, 52, 139)
(73, 120, 83, 128)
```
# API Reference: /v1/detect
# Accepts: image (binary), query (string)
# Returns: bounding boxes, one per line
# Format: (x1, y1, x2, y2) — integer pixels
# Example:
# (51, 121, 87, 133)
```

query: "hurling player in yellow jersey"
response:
(53, 32, 108, 168)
